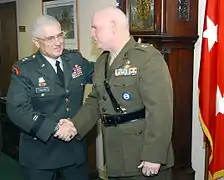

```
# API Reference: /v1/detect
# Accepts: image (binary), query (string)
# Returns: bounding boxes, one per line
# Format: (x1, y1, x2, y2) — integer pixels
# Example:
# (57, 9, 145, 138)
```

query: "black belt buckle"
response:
(101, 114, 109, 127)
(101, 114, 118, 127)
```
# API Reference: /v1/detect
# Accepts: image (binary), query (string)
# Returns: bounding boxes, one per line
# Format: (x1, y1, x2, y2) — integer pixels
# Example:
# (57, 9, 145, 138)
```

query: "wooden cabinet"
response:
(117, 1, 198, 179)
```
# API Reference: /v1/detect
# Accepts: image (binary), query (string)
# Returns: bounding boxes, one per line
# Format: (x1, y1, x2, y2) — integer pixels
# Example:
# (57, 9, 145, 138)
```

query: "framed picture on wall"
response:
(43, 0, 79, 50)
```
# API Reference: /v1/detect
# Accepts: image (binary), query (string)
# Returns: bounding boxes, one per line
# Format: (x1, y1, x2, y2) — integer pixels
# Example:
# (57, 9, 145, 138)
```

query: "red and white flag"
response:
(199, 0, 224, 179)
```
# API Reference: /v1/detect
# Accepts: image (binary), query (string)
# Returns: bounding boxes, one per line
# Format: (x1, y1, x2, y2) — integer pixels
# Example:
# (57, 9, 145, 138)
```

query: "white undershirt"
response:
(43, 55, 63, 73)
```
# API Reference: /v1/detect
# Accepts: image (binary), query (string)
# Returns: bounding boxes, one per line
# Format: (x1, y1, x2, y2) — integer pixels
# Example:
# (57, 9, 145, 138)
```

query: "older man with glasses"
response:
(6, 15, 94, 180)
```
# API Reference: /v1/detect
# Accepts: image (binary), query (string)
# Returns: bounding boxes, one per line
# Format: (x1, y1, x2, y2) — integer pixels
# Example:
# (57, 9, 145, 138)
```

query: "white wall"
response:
(78, 0, 116, 60)
(78, 0, 116, 175)
(17, 0, 42, 58)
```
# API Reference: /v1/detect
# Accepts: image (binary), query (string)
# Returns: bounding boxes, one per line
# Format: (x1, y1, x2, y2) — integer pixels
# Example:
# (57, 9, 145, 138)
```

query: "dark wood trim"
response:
(133, 35, 198, 44)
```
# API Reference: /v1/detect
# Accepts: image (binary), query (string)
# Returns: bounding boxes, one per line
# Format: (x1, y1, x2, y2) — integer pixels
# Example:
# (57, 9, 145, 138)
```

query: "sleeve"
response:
(72, 72, 100, 139)
(139, 52, 173, 164)
(82, 58, 95, 84)
(6, 65, 57, 142)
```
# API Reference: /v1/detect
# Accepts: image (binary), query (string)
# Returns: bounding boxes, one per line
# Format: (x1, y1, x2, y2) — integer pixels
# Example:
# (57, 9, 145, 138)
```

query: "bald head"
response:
(91, 6, 130, 52)
(93, 7, 129, 31)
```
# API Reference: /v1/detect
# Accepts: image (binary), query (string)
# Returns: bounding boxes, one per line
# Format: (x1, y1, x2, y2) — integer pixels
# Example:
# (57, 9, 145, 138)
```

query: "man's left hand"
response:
(54, 119, 77, 141)
(138, 161, 161, 176)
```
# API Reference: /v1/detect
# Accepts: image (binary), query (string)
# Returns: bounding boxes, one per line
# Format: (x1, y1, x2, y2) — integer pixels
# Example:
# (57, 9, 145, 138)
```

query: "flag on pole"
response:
(199, 0, 224, 179)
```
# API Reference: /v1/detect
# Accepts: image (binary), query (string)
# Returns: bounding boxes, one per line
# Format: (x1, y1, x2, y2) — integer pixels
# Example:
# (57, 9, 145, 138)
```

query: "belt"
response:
(101, 108, 145, 127)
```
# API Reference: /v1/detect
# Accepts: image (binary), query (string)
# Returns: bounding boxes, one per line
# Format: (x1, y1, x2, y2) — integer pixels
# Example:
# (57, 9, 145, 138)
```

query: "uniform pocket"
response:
(110, 76, 136, 87)
(119, 120, 144, 173)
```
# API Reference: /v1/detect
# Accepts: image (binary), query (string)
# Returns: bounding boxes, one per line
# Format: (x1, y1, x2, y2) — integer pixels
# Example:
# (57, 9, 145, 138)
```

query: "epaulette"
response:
(12, 53, 36, 75)
(17, 53, 37, 64)
(134, 43, 153, 52)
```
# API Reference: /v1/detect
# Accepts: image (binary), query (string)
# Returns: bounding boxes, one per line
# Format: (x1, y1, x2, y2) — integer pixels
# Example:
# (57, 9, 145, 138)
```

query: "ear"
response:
(111, 21, 116, 34)
(32, 38, 40, 48)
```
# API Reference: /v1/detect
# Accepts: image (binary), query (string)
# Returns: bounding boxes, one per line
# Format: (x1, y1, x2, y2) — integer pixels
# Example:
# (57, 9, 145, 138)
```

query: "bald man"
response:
(61, 6, 174, 180)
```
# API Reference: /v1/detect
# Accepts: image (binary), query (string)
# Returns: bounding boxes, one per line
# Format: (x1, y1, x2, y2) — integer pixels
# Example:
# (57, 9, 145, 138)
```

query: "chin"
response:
(97, 45, 105, 51)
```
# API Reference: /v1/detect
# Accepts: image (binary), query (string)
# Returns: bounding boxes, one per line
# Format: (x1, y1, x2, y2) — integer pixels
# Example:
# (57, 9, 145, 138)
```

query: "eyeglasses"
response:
(36, 31, 66, 45)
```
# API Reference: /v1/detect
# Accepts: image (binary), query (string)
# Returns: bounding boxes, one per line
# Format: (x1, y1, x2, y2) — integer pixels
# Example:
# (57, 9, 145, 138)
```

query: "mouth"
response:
(55, 45, 63, 50)
(54, 47, 63, 53)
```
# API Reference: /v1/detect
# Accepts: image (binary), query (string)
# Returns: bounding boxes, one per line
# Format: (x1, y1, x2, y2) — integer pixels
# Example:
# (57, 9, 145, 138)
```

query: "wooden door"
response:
(0, 2, 18, 96)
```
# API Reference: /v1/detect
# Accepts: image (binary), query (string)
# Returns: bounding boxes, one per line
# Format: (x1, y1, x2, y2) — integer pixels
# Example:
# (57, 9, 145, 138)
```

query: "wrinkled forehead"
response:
(39, 23, 61, 37)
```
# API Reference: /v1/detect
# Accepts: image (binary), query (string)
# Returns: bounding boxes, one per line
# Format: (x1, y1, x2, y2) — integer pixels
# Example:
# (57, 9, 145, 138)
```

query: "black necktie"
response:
(55, 60, 64, 86)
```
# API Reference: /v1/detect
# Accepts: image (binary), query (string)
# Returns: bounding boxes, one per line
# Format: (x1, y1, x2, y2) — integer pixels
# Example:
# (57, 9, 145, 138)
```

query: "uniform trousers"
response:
(22, 163, 89, 180)
(109, 168, 172, 180)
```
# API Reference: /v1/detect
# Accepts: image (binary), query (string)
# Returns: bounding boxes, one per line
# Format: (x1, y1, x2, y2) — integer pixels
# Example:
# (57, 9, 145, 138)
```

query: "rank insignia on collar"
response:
(38, 77, 46, 87)
(72, 65, 83, 79)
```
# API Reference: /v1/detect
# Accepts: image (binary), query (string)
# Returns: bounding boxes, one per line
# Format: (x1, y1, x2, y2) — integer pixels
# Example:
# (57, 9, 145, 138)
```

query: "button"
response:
(66, 89, 69, 93)
(65, 98, 69, 102)
(66, 107, 70, 112)
(102, 96, 107, 101)
(102, 108, 106, 112)
(33, 137, 37, 140)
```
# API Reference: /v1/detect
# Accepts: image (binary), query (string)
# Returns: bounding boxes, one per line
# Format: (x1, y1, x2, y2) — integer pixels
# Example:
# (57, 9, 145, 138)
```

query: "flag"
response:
(199, 0, 224, 179)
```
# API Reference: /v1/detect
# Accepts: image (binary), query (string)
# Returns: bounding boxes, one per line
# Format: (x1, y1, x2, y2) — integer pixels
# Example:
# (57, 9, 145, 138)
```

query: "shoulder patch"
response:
(13, 66, 20, 75)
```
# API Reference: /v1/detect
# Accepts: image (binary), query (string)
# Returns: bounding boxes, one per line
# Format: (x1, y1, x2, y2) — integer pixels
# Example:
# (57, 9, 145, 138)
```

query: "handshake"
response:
(53, 118, 77, 142)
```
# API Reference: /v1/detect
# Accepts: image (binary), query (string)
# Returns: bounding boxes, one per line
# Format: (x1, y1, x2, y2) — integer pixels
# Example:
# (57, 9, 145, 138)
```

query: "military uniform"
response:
(73, 37, 174, 179)
(6, 50, 94, 179)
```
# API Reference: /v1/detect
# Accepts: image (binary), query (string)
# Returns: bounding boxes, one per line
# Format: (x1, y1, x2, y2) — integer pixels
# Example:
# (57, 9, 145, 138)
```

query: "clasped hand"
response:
(54, 119, 77, 142)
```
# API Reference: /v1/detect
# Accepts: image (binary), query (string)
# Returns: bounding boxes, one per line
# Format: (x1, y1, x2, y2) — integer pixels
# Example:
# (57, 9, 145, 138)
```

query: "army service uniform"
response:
(73, 37, 174, 179)
(6, 50, 94, 180)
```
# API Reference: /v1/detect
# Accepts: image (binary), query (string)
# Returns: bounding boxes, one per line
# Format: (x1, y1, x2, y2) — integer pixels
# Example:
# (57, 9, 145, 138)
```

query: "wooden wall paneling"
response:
(165, 0, 198, 36)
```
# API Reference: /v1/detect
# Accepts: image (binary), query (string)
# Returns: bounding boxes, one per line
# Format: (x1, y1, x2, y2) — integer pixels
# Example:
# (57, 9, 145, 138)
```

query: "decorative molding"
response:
(178, 0, 190, 21)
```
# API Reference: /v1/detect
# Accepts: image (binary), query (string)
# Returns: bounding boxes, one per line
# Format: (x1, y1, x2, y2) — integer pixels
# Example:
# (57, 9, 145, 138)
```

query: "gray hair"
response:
(31, 15, 60, 37)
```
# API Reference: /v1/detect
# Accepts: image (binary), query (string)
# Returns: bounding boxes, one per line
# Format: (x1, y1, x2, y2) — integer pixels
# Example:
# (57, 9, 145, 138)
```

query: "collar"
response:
(42, 54, 63, 71)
